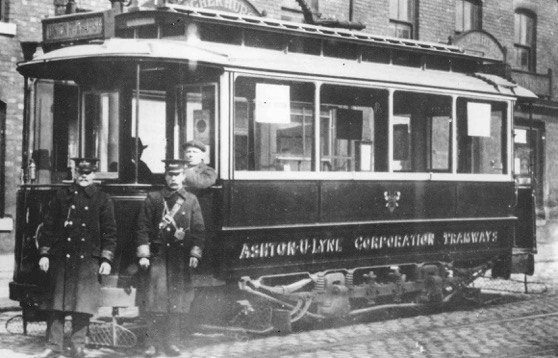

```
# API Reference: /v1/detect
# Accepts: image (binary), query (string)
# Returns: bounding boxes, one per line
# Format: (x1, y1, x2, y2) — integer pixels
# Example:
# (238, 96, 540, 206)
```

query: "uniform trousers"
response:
(46, 311, 91, 352)
(145, 312, 184, 348)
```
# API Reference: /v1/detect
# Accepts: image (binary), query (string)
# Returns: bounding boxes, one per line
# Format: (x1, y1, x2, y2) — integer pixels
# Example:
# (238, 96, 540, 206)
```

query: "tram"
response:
(10, 0, 537, 333)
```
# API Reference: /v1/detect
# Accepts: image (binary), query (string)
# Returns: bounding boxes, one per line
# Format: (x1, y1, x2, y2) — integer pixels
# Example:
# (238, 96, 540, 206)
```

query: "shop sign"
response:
(452, 30, 505, 61)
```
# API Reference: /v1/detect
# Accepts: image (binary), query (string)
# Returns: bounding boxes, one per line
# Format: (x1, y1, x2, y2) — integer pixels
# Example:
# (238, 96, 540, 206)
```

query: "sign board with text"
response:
(42, 10, 115, 52)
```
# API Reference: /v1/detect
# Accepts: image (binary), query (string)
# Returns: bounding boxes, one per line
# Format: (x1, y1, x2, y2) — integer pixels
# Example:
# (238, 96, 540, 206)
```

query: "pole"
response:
(134, 64, 141, 183)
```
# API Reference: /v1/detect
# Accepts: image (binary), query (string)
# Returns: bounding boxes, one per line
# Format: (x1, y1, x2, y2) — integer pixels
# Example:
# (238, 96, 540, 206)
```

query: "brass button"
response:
(84, 206, 89, 210)
(81, 238, 85, 242)
(80, 255, 84, 259)
(67, 238, 71, 242)
(66, 254, 70, 258)
(82, 223, 86, 227)
(71, 205, 76, 209)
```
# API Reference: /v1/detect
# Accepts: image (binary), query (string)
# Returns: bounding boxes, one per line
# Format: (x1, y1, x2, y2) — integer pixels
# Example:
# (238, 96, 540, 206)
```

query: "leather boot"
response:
(70, 346, 86, 358)
(144, 345, 159, 357)
(165, 344, 181, 357)
(34, 348, 59, 358)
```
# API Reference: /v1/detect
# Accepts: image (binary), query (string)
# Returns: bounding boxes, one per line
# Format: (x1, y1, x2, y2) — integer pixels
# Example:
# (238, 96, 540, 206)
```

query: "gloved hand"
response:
(139, 257, 150, 269)
(39, 257, 49, 272)
(99, 262, 111, 275)
(189, 257, 199, 268)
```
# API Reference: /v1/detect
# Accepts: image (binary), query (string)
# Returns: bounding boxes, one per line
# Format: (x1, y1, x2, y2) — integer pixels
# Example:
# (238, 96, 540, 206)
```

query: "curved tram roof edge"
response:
(17, 38, 537, 100)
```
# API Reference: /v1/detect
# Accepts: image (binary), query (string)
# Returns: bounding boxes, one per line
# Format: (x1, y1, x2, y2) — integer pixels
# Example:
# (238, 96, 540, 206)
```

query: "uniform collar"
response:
(162, 187, 187, 199)
(68, 183, 97, 197)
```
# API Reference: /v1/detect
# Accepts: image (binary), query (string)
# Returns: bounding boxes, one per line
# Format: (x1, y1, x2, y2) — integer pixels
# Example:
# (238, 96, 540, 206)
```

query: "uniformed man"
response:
(135, 159, 205, 357)
(182, 140, 217, 190)
(35, 158, 117, 358)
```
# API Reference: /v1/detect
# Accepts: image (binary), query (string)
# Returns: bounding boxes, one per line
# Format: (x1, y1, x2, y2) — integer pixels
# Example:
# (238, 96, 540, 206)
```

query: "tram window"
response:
(362, 47, 390, 64)
(82, 92, 120, 177)
(392, 50, 422, 67)
(320, 85, 389, 172)
(176, 85, 215, 165)
(323, 40, 358, 60)
(117, 28, 135, 39)
(199, 23, 242, 45)
(425, 56, 450, 71)
(131, 92, 167, 174)
(137, 25, 158, 39)
(457, 98, 507, 174)
(392, 92, 452, 172)
(288, 36, 321, 55)
(162, 22, 186, 38)
(234, 76, 315, 171)
(245, 29, 285, 51)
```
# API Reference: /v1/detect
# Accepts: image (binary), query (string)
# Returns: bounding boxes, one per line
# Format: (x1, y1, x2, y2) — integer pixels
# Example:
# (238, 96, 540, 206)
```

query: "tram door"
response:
(176, 84, 218, 233)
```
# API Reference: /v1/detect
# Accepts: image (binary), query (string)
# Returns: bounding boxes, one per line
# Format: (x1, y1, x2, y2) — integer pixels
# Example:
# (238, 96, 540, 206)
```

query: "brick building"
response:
(1, 0, 557, 250)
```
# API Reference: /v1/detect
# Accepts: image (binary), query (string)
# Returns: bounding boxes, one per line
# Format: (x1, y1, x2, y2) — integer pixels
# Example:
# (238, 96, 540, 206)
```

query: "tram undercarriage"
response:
(195, 259, 494, 334)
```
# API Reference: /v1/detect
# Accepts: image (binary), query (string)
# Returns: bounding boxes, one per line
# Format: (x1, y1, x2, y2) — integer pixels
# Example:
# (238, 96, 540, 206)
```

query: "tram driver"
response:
(135, 159, 206, 357)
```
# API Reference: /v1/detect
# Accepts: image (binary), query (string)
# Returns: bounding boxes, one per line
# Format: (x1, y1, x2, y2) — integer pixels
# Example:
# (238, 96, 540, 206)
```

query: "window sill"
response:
(0, 22, 16, 36)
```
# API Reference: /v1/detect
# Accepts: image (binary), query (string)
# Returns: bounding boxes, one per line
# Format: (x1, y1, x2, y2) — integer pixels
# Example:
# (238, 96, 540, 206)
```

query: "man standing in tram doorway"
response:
(135, 159, 206, 357)
(182, 140, 217, 190)
(35, 158, 117, 358)
(120, 137, 154, 184)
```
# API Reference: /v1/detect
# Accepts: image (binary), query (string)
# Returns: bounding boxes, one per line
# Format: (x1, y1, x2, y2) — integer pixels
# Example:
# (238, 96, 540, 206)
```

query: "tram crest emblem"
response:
(384, 191, 401, 213)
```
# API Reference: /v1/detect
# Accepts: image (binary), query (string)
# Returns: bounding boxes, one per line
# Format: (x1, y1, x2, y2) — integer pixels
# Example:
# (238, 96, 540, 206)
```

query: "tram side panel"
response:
(217, 180, 516, 280)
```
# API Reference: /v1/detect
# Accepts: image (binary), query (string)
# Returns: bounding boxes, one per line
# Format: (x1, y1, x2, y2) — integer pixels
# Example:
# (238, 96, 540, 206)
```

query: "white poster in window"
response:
(467, 102, 491, 137)
(255, 83, 291, 124)
(514, 129, 527, 144)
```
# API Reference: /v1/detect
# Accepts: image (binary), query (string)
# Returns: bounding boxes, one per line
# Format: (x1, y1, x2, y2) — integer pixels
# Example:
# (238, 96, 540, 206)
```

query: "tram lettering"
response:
(239, 238, 338, 259)
(311, 238, 342, 254)
(442, 231, 498, 245)
(354, 233, 435, 251)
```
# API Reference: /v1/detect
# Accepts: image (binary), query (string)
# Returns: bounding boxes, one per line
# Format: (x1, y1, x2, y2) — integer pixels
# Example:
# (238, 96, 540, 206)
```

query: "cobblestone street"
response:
(0, 292, 557, 357)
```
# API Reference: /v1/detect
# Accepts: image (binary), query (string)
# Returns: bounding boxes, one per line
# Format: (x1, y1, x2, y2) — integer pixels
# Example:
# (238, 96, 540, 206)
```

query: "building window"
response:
(389, 0, 415, 39)
(455, 0, 482, 33)
(514, 10, 536, 72)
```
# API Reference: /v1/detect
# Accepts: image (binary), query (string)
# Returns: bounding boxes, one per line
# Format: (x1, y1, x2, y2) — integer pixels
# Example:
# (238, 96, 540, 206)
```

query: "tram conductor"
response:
(35, 158, 117, 358)
(135, 159, 205, 357)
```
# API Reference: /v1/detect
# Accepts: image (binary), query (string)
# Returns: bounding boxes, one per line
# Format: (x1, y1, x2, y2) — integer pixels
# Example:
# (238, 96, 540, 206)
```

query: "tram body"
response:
(11, 3, 537, 331)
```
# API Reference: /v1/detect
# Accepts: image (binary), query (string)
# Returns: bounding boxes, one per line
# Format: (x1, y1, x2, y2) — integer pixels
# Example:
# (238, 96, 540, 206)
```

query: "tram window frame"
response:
(80, 91, 121, 180)
(392, 91, 452, 173)
(319, 84, 389, 173)
(233, 76, 316, 173)
(456, 98, 508, 175)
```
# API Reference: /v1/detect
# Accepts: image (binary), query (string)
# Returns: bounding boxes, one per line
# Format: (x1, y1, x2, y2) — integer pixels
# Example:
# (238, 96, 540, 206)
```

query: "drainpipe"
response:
(294, 0, 365, 30)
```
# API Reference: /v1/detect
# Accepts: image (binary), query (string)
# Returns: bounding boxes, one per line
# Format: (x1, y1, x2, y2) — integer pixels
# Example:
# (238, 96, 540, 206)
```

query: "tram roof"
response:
(18, 38, 536, 100)
(161, 6, 467, 57)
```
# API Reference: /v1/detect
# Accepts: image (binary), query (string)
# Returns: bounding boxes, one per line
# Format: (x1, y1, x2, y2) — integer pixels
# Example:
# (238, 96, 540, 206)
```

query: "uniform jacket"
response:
(39, 183, 117, 315)
(184, 162, 216, 190)
(135, 187, 205, 313)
